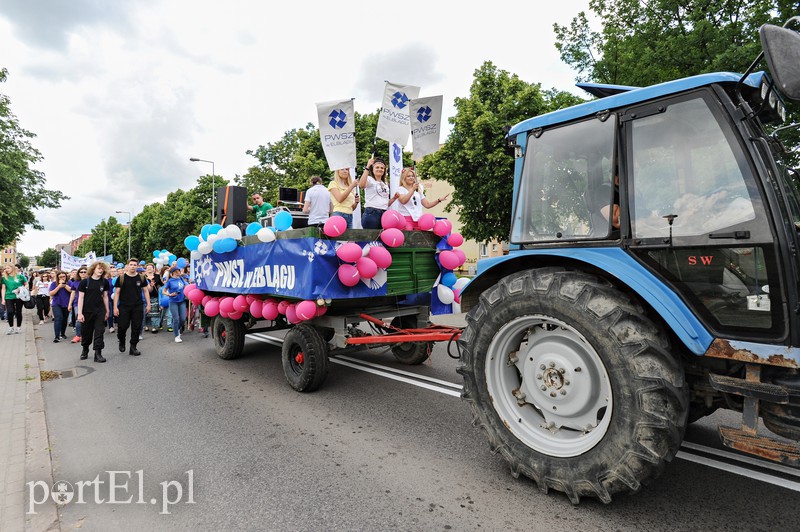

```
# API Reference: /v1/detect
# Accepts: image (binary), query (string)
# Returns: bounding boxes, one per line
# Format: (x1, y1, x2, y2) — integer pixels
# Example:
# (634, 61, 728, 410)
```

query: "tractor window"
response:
(630, 97, 757, 239)
(511, 116, 616, 243)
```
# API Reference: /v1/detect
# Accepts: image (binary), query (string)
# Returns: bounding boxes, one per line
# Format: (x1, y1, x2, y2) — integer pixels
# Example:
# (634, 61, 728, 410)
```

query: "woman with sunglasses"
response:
(33, 272, 52, 324)
(67, 267, 88, 343)
(392, 168, 449, 230)
(359, 157, 395, 229)
(328, 168, 360, 228)
(49, 271, 72, 342)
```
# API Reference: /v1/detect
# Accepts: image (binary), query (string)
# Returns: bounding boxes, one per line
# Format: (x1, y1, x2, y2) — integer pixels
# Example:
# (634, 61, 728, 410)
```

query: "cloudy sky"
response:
(1, 0, 590, 256)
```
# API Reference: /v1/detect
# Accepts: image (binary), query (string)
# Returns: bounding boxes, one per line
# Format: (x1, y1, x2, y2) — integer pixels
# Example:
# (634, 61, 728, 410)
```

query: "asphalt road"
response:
(33, 319, 800, 531)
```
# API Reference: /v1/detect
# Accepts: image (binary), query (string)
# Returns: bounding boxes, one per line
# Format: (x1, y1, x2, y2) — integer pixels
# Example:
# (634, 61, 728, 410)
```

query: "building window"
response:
(479, 244, 488, 257)
(492, 244, 498, 253)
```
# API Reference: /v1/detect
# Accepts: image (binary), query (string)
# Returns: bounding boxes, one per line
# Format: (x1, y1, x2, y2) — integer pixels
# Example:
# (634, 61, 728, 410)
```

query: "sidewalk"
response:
(0, 310, 59, 531)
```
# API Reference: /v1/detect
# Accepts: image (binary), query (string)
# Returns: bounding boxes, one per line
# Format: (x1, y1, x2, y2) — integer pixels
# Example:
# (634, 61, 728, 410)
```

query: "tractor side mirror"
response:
(760, 23, 800, 102)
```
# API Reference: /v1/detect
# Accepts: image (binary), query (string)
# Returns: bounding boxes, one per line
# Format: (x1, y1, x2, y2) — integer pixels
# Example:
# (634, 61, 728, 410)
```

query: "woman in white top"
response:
(392, 167, 449, 230)
(359, 157, 395, 229)
(34, 272, 52, 324)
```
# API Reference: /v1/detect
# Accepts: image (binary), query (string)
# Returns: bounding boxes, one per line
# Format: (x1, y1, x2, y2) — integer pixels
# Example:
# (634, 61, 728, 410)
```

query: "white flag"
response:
(317, 98, 356, 171)
(389, 142, 404, 207)
(376, 82, 420, 146)
(410, 95, 443, 161)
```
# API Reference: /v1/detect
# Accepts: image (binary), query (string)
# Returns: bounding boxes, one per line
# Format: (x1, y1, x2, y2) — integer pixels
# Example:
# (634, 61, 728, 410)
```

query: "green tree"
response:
(39, 247, 58, 268)
(418, 62, 584, 242)
(553, 0, 795, 86)
(76, 217, 125, 260)
(0, 68, 69, 244)
(18, 254, 29, 269)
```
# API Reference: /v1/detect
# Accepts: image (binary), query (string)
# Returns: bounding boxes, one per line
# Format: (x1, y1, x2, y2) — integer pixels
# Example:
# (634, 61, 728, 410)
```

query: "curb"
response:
(24, 314, 60, 531)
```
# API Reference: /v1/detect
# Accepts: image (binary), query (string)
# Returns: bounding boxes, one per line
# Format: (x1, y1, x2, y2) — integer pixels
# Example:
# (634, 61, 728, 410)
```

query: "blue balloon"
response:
(161, 249, 169, 255)
(200, 224, 211, 240)
(159, 287, 170, 308)
(168, 254, 177, 264)
(441, 272, 458, 288)
(176, 257, 188, 269)
(212, 238, 227, 253)
(246, 222, 262, 236)
(139, 260, 146, 266)
(184, 235, 200, 251)
(274, 210, 293, 231)
(153, 250, 160, 258)
(224, 238, 238, 252)
(209, 224, 223, 235)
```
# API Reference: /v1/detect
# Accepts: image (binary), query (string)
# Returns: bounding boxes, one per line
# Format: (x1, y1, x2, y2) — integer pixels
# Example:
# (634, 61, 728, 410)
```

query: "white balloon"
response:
(226, 224, 243, 240)
(159, 252, 169, 260)
(453, 277, 470, 291)
(256, 227, 276, 243)
(206, 233, 219, 244)
(437, 284, 455, 305)
(197, 242, 213, 254)
(190, 250, 202, 261)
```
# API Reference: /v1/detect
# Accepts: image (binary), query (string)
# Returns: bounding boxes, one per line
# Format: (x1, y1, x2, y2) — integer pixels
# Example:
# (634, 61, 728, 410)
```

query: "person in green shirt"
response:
(249, 192, 273, 220)
(1, 264, 28, 334)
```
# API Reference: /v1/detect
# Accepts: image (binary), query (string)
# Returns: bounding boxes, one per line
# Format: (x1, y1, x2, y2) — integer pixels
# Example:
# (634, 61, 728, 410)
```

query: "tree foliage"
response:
(0, 68, 68, 245)
(418, 62, 584, 242)
(39, 247, 58, 268)
(18, 254, 29, 269)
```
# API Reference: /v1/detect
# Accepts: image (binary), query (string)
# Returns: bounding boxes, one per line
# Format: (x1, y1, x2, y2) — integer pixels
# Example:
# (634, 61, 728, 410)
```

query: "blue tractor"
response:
(457, 20, 800, 503)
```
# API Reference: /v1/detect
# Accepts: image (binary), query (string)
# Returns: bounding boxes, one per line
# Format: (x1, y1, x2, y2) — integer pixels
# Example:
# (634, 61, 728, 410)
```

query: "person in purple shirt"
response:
(49, 271, 73, 343)
(67, 267, 88, 343)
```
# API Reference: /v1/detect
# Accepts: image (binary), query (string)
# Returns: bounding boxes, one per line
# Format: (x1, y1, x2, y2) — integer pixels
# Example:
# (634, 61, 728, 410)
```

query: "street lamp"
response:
(102, 218, 107, 257)
(189, 157, 216, 224)
(115, 210, 131, 261)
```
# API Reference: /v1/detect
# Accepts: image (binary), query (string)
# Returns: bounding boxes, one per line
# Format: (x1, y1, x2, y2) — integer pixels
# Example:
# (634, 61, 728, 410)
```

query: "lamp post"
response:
(102, 218, 107, 257)
(189, 157, 216, 224)
(115, 210, 131, 261)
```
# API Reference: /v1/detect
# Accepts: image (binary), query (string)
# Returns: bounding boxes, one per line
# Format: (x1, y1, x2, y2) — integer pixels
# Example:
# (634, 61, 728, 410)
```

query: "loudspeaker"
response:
(216, 186, 248, 227)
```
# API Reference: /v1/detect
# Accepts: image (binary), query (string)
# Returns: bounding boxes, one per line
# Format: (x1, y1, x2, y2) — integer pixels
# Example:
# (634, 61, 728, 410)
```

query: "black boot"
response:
(80, 346, 89, 360)
(118, 339, 125, 352)
(94, 350, 106, 363)
(129, 345, 141, 356)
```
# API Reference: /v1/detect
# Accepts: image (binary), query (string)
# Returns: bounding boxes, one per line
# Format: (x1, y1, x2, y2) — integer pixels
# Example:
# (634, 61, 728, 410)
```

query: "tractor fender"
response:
(460, 248, 713, 355)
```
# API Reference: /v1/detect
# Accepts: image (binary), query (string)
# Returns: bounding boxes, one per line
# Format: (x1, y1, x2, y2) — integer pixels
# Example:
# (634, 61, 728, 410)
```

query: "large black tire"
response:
(457, 268, 688, 504)
(282, 324, 329, 392)
(390, 315, 431, 365)
(212, 317, 246, 360)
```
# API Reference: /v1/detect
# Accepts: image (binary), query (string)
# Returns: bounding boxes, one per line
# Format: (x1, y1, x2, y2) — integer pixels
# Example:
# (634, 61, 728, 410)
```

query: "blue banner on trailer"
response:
(193, 237, 389, 300)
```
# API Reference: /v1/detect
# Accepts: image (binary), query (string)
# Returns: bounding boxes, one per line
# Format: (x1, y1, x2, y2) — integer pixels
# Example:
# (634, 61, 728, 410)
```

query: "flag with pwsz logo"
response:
(317, 98, 357, 171)
(376, 81, 420, 146)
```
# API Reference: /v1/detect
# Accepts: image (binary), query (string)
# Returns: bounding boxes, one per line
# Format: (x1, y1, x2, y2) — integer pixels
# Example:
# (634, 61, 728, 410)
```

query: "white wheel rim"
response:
(485, 314, 613, 457)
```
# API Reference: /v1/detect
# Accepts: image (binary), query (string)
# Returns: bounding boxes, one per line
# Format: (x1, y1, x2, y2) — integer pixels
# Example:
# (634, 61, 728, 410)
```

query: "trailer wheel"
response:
(390, 315, 431, 365)
(282, 324, 329, 392)
(213, 317, 245, 360)
(457, 268, 688, 504)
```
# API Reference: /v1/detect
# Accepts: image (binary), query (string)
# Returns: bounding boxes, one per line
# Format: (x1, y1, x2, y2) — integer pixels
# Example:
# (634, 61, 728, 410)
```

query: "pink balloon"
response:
(447, 232, 464, 247)
(418, 213, 436, 231)
(245, 294, 256, 304)
(229, 310, 243, 320)
(452, 248, 467, 266)
(296, 300, 317, 321)
(453, 288, 461, 304)
(249, 300, 263, 319)
(277, 300, 289, 314)
(324, 216, 347, 237)
(368, 245, 392, 269)
(183, 283, 197, 297)
(262, 301, 279, 320)
(203, 299, 220, 317)
(439, 250, 460, 271)
(188, 289, 204, 304)
(381, 209, 404, 229)
(201, 295, 212, 306)
(233, 294, 249, 311)
(380, 228, 405, 248)
(336, 242, 363, 263)
(316, 305, 328, 317)
(285, 304, 300, 324)
(356, 257, 378, 279)
(219, 308, 230, 318)
(338, 264, 360, 287)
(433, 219, 452, 237)
(219, 297, 235, 314)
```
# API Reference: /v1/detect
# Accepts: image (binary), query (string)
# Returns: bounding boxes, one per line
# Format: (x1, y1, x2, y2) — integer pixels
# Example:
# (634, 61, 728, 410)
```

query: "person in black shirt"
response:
(77, 261, 111, 362)
(113, 258, 150, 356)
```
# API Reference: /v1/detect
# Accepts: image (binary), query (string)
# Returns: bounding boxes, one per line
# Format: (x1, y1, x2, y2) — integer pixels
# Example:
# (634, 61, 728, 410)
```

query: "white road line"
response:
(676, 451, 800, 492)
(680, 440, 800, 479)
(243, 332, 799, 488)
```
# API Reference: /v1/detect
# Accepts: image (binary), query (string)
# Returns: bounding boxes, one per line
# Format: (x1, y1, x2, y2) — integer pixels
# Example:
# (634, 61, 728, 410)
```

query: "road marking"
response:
(244, 332, 799, 488)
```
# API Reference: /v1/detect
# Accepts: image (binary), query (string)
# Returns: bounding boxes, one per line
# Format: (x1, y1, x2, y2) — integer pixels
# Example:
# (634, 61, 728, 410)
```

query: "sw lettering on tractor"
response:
(457, 19, 800, 503)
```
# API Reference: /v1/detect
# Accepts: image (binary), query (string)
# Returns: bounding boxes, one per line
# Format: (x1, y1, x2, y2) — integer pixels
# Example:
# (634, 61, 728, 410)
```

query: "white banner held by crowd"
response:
(317, 98, 356, 171)
(376, 82, 420, 146)
(410, 95, 443, 161)
(60, 249, 97, 271)
(389, 142, 403, 204)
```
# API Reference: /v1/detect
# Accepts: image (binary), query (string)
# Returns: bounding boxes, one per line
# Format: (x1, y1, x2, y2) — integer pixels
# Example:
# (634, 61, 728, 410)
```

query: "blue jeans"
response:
(362, 207, 385, 230)
(53, 305, 68, 339)
(332, 211, 353, 228)
(169, 302, 187, 337)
